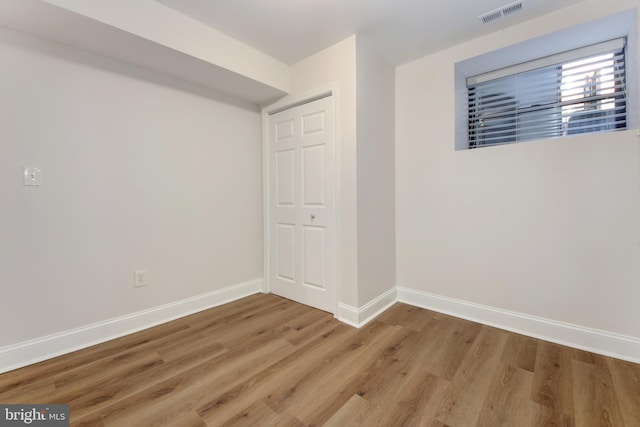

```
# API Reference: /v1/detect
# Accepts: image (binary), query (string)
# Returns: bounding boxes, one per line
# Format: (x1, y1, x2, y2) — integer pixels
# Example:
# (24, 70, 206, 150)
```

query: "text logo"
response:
(0, 405, 69, 426)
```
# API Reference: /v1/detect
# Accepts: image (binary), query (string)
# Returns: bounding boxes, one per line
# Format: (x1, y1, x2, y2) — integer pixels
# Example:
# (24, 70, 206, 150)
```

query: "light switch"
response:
(23, 167, 42, 186)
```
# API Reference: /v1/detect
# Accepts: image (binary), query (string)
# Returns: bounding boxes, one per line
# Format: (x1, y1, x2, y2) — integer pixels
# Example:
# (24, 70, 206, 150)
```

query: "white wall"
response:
(356, 40, 396, 306)
(396, 0, 640, 344)
(288, 36, 397, 311)
(0, 27, 263, 347)
(289, 36, 359, 307)
(43, 0, 290, 93)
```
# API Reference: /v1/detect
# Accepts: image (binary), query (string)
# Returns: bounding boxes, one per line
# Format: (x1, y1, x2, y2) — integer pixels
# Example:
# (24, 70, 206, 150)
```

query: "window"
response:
(467, 39, 627, 149)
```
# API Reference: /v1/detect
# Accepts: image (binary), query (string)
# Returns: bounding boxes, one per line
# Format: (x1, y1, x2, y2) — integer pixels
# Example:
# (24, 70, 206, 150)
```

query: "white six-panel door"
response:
(268, 95, 335, 313)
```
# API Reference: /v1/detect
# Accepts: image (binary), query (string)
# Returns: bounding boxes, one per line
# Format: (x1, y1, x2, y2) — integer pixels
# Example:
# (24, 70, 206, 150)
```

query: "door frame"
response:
(261, 84, 341, 316)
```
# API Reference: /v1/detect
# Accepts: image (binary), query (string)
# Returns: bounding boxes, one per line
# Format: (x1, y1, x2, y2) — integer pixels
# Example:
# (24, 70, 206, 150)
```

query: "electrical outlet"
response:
(23, 166, 42, 186)
(134, 270, 147, 288)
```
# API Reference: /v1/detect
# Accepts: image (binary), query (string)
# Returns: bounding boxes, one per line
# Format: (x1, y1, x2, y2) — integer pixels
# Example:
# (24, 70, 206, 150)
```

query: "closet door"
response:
(268, 95, 335, 313)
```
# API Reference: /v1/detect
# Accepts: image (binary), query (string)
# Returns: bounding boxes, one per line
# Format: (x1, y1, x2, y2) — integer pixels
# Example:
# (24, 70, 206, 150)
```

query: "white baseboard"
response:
(6, 281, 637, 373)
(397, 286, 640, 364)
(337, 288, 397, 328)
(0, 279, 264, 374)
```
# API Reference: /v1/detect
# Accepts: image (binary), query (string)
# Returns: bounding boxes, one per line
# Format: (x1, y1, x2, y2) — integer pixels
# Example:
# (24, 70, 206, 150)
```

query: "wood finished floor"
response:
(1, 294, 639, 427)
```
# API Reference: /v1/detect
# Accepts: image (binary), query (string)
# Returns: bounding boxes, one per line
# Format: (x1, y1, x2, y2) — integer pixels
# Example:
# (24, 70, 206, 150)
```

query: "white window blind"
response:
(467, 38, 627, 148)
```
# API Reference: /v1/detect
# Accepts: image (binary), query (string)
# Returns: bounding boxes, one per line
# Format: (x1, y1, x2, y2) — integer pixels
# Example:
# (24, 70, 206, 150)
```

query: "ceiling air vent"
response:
(479, 1, 524, 24)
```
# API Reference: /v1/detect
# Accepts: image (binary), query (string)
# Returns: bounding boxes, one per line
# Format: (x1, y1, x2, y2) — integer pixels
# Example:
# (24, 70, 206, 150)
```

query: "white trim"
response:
(262, 84, 336, 115)
(468, 38, 626, 85)
(261, 83, 341, 316)
(337, 288, 398, 328)
(5, 281, 638, 373)
(267, 92, 332, 115)
(336, 304, 360, 327)
(331, 86, 342, 319)
(0, 279, 264, 374)
(397, 286, 640, 364)
(261, 102, 272, 296)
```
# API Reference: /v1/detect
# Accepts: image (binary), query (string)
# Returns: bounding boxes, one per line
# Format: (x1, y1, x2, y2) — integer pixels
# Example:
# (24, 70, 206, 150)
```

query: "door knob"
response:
(310, 214, 316, 222)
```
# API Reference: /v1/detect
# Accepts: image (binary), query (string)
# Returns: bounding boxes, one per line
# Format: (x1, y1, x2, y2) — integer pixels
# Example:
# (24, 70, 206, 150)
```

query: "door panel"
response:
(276, 223, 296, 283)
(268, 95, 335, 313)
(276, 149, 295, 206)
(276, 119, 295, 140)
(303, 225, 326, 289)
(302, 145, 325, 206)
(302, 111, 325, 135)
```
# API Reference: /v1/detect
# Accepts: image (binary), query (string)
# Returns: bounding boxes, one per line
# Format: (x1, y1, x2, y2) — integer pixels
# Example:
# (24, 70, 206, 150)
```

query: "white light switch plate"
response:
(23, 167, 42, 186)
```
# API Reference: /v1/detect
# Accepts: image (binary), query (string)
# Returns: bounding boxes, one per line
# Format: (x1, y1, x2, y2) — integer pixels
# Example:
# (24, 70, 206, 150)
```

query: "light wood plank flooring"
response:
(1, 294, 638, 426)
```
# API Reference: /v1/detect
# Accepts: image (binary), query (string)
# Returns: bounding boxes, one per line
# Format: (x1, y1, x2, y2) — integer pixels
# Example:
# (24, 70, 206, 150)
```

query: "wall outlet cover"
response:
(134, 270, 147, 288)
(23, 167, 42, 186)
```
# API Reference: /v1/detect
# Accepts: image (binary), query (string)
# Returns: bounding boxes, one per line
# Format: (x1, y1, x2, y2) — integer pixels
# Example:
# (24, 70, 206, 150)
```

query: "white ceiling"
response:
(156, 0, 587, 66)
